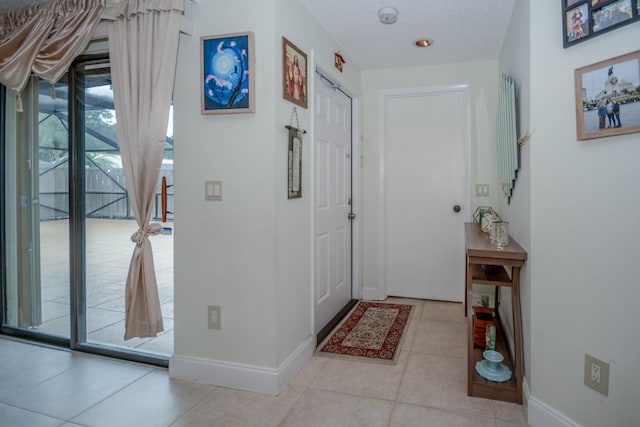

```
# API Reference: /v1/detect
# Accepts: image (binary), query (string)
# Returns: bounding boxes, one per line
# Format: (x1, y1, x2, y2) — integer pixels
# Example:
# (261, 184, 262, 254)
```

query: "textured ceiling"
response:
(299, 0, 517, 70)
(1, 0, 517, 70)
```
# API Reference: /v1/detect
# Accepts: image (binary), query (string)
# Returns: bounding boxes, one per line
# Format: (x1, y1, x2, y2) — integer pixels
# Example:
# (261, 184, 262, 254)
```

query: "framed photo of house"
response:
(282, 37, 308, 109)
(201, 31, 255, 114)
(562, 0, 639, 48)
(574, 50, 640, 140)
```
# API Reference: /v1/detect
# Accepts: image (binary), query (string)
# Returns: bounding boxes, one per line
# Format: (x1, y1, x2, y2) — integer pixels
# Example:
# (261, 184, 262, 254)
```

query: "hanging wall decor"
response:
(562, 0, 639, 48)
(574, 50, 640, 140)
(496, 73, 520, 203)
(286, 107, 306, 199)
(201, 31, 255, 114)
(283, 37, 308, 109)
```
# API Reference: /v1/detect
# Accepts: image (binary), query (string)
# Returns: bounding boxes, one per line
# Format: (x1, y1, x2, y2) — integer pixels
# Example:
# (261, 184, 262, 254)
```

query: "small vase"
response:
(490, 221, 509, 249)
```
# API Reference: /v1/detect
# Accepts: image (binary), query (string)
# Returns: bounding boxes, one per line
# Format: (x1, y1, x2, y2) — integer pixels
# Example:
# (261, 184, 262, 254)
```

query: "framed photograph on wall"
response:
(201, 31, 255, 114)
(565, 2, 590, 44)
(282, 37, 308, 109)
(574, 50, 640, 140)
(562, 0, 639, 48)
(593, 0, 633, 32)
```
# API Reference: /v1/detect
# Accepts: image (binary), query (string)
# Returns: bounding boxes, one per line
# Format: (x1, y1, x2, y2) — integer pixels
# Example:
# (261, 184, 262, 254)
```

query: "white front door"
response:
(383, 86, 470, 302)
(314, 72, 353, 337)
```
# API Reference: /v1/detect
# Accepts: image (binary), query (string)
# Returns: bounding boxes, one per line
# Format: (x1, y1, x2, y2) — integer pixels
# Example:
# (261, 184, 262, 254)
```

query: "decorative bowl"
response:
(483, 350, 504, 371)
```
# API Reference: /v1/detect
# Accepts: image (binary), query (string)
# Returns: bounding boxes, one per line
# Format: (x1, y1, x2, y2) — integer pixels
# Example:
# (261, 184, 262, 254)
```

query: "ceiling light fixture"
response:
(415, 39, 433, 47)
(378, 7, 398, 24)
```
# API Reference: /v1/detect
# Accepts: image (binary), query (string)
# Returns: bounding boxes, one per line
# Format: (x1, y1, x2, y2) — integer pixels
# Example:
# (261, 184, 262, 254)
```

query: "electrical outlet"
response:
(591, 363, 600, 384)
(208, 305, 221, 330)
(584, 354, 609, 396)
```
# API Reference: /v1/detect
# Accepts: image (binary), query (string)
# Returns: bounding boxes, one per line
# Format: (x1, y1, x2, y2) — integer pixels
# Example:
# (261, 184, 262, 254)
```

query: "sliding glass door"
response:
(1, 54, 174, 364)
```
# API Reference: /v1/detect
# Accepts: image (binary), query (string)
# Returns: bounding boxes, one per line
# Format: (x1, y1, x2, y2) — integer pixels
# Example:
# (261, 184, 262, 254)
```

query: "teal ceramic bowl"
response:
(483, 350, 503, 370)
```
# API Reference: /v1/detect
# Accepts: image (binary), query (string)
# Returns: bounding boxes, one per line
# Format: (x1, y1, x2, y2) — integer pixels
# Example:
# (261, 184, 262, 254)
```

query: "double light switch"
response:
(205, 181, 223, 201)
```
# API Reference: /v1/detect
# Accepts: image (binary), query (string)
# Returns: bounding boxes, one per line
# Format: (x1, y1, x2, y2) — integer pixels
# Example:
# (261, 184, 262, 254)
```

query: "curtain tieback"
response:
(130, 223, 163, 246)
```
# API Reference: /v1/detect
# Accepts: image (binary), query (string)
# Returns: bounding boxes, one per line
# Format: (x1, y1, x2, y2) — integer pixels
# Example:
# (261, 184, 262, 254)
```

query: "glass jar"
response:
(490, 221, 509, 249)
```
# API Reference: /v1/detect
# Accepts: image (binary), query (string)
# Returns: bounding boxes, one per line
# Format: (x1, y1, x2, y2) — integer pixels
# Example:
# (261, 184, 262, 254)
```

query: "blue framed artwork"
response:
(201, 31, 255, 114)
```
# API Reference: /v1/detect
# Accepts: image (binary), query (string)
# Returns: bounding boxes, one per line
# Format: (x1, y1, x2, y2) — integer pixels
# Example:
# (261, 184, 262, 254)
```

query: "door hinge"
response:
(348, 212, 356, 220)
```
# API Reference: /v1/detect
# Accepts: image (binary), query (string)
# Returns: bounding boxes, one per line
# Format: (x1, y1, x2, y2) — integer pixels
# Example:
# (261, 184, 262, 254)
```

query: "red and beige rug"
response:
(317, 301, 414, 364)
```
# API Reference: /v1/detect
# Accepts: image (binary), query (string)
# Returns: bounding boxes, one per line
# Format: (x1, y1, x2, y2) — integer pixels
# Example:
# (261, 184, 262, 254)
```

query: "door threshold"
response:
(316, 299, 358, 347)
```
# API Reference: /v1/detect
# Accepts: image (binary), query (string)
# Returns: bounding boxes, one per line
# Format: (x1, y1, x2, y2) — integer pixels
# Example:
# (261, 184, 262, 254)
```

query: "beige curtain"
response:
(104, 0, 183, 340)
(0, 0, 105, 107)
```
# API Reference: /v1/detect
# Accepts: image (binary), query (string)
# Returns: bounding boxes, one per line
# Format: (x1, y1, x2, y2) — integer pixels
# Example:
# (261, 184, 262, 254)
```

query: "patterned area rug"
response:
(317, 301, 414, 364)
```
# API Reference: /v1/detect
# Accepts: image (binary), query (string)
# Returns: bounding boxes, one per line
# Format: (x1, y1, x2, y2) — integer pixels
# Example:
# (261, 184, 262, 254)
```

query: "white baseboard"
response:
(526, 379, 583, 427)
(169, 336, 314, 395)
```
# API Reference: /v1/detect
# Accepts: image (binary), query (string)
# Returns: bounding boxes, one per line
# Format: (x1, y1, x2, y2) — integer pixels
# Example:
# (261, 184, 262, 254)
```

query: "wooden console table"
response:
(465, 222, 527, 404)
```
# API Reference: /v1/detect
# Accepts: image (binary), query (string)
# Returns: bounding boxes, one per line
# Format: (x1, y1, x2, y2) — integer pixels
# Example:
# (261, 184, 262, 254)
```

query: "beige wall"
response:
(171, 2, 640, 422)
(528, 1, 640, 426)
(172, 0, 361, 369)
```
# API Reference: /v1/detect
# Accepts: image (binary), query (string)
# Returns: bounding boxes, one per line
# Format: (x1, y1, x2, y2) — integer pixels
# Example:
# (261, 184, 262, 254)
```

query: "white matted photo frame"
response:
(575, 50, 640, 140)
(201, 31, 255, 114)
(282, 37, 308, 109)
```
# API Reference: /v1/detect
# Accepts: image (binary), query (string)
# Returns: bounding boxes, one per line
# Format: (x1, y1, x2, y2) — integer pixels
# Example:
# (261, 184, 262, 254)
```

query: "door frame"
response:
(310, 53, 361, 338)
(376, 84, 472, 300)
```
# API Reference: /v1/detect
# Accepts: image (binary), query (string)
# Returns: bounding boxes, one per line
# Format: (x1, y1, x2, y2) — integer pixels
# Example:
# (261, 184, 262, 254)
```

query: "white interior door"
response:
(314, 72, 353, 336)
(384, 86, 469, 302)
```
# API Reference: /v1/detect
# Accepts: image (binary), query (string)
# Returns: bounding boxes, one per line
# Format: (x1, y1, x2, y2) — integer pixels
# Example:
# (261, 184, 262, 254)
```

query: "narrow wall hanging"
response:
(286, 107, 306, 199)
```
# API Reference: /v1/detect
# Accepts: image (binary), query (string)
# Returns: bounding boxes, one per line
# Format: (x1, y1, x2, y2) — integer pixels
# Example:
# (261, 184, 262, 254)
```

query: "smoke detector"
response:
(378, 7, 398, 24)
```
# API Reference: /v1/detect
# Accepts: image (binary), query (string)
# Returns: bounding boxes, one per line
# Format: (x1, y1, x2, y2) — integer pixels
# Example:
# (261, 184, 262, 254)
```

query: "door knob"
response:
(453, 205, 461, 213)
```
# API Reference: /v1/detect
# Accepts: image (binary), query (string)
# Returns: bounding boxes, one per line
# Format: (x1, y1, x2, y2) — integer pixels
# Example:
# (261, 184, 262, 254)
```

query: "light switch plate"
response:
(475, 184, 490, 197)
(205, 180, 223, 201)
(208, 305, 221, 329)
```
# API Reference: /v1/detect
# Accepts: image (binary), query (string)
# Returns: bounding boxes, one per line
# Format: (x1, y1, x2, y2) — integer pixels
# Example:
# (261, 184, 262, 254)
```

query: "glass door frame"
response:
(1, 54, 169, 367)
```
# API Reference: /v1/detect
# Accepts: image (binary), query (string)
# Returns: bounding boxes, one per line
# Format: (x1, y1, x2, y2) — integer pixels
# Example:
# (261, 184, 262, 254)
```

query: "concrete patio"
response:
(37, 218, 174, 355)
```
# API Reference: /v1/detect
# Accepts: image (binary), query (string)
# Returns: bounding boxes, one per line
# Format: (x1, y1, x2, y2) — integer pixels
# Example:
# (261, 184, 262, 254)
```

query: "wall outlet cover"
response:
(584, 353, 609, 396)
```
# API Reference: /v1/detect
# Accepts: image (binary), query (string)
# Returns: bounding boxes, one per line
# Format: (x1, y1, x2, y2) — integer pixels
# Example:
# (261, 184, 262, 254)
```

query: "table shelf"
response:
(469, 314, 518, 401)
(470, 264, 512, 286)
(465, 223, 527, 404)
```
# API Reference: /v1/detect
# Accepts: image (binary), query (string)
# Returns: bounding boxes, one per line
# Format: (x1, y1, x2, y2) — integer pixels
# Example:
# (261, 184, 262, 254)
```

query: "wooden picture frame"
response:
(201, 31, 255, 114)
(563, 0, 639, 48)
(282, 37, 308, 109)
(575, 50, 640, 140)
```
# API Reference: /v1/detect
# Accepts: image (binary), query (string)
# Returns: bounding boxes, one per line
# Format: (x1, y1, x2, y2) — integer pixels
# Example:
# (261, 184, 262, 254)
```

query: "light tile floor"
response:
(0, 298, 530, 427)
